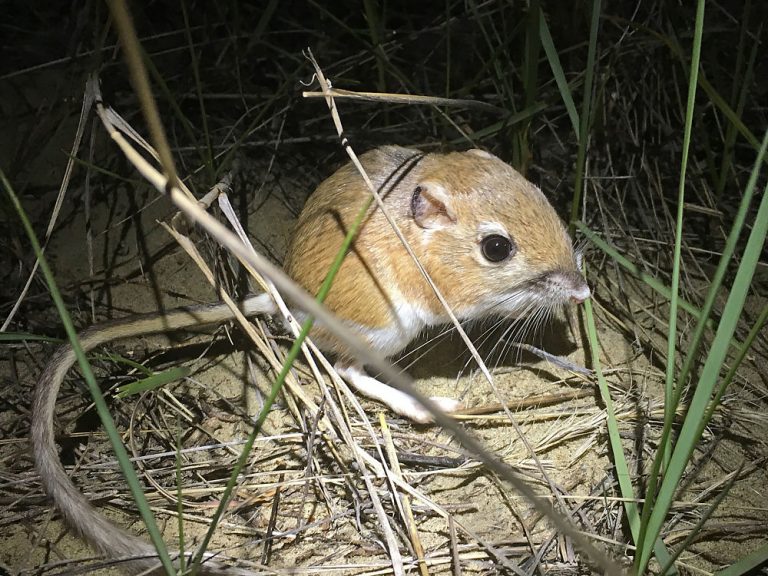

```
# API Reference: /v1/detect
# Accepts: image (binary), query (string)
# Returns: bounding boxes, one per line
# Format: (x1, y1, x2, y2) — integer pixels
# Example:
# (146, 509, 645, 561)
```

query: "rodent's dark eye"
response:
(481, 234, 515, 262)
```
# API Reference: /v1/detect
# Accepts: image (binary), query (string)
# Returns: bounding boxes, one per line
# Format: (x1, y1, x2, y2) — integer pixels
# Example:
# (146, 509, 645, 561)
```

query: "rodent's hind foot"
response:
(334, 362, 461, 424)
(426, 396, 462, 421)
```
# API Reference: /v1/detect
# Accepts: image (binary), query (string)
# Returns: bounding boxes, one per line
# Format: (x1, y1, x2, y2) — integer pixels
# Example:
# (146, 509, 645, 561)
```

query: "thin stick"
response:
(380, 414, 430, 576)
(302, 87, 506, 114)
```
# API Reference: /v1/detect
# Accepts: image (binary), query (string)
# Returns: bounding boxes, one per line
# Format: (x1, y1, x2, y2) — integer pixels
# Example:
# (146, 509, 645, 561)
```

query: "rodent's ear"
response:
(411, 182, 457, 229)
(466, 148, 496, 160)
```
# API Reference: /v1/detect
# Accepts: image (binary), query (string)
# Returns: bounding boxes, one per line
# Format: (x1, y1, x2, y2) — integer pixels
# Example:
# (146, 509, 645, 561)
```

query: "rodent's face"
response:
(411, 150, 590, 321)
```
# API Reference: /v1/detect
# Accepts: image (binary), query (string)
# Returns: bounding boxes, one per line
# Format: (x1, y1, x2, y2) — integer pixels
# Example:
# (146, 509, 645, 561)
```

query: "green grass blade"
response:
(583, 278, 674, 570)
(524, 0, 541, 111)
(96, 352, 154, 375)
(697, 74, 763, 155)
(115, 366, 191, 398)
(2, 169, 176, 574)
(662, 0, 706, 464)
(538, 9, 579, 136)
(635, 140, 768, 573)
(568, 0, 601, 232)
(0, 332, 62, 343)
(583, 293, 638, 527)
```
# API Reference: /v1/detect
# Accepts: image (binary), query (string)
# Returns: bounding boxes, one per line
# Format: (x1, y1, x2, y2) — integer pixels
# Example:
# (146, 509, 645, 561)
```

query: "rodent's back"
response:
(284, 146, 430, 353)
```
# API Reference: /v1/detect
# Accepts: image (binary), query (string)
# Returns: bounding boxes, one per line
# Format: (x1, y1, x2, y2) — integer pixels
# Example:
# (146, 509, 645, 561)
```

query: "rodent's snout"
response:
(568, 275, 591, 304)
(570, 285, 591, 304)
(552, 269, 591, 304)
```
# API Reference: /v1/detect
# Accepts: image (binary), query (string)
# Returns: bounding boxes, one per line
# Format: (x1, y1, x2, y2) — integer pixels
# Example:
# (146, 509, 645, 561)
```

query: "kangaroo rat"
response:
(32, 145, 590, 573)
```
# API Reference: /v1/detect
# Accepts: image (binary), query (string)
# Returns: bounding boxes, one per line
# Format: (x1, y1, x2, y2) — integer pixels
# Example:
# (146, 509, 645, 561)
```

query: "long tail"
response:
(31, 294, 275, 574)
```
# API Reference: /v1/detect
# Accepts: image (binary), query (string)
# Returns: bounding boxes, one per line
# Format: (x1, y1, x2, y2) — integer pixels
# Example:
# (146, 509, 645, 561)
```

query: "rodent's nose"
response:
(549, 270, 591, 304)
(570, 284, 591, 304)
